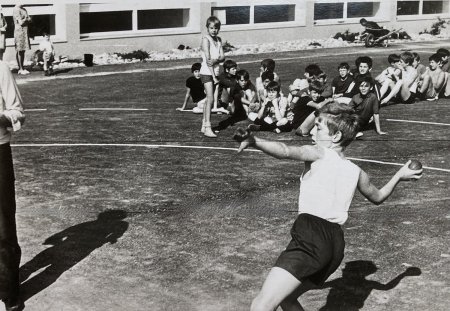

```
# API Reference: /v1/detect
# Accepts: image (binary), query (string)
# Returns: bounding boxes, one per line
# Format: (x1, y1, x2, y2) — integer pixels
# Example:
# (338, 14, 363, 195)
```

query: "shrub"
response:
(117, 49, 149, 61)
(333, 30, 359, 42)
(420, 17, 450, 35)
(222, 41, 235, 53)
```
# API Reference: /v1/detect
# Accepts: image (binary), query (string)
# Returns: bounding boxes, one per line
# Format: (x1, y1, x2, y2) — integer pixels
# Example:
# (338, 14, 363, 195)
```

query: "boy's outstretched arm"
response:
(357, 160, 422, 205)
(237, 132, 322, 162)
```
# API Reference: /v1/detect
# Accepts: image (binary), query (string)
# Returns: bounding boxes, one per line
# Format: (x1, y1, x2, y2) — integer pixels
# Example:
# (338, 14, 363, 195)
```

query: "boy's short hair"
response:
(206, 16, 221, 28)
(355, 56, 373, 68)
(261, 59, 276, 72)
(266, 81, 280, 92)
(42, 31, 50, 37)
(236, 69, 250, 81)
(338, 62, 350, 70)
(359, 18, 367, 25)
(261, 71, 275, 82)
(223, 59, 237, 71)
(436, 48, 450, 57)
(309, 80, 325, 93)
(315, 102, 359, 147)
(316, 70, 327, 80)
(360, 76, 374, 87)
(191, 62, 201, 72)
(429, 53, 443, 63)
(400, 51, 414, 65)
(387, 54, 400, 64)
(305, 64, 321, 77)
(412, 52, 420, 61)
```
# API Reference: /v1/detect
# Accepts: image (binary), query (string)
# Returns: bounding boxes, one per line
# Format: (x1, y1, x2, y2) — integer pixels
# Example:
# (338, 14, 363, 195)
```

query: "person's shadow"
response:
(19, 209, 129, 301)
(318, 260, 421, 310)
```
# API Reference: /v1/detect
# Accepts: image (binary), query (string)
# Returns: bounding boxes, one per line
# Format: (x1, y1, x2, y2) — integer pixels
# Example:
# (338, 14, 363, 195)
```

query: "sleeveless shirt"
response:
(200, 36, 221, 76)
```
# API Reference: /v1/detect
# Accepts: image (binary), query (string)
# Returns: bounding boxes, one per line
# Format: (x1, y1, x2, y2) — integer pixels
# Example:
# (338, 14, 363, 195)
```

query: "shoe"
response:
(355, 132, 363, 138)
(247, 124, 261, 132)
(203, 126, 217, 138)
(192, 107, 203, 114)
(211, 108, 220, 113)
(3, 297, 25, 311)
(217, 107, 229, 114)
(21, 69, 30, 75)
(426, 96, 438, 101)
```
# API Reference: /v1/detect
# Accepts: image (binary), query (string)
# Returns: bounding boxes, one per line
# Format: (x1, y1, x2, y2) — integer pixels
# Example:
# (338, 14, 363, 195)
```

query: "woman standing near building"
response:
(0, 5, 7, 61)
(13, 4, 31, 75)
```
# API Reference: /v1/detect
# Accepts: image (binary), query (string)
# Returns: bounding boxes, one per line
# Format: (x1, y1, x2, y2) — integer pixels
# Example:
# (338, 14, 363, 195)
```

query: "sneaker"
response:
(192, 107, 203, 114)
(21, 69, 30, 74)
(426, 96, 438, 101)
(217, 107, 229, 114)
(247, 124, 261, 132)
(355, 132, 364, 138)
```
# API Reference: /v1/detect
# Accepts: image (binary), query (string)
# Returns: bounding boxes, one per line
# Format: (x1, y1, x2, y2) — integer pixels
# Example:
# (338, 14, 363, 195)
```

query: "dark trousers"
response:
(214, 94, 247, 131)
(254, 118, 293, 132)
(0, 143, 21, 301)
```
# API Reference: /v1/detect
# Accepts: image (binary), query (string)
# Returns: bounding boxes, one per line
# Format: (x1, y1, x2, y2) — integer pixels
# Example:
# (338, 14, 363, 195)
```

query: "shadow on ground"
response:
(19, 209, 128, 301)
(317, 260, 421, 310)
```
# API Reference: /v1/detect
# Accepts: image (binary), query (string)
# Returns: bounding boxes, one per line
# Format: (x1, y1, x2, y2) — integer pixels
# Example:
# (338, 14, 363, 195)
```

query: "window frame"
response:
(211, 0, 306, 32)
(79, 3, 200, 40)
(396, 0, 450, 21)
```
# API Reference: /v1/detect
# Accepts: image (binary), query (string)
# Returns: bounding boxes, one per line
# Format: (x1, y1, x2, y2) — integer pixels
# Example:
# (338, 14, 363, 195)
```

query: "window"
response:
(138, 9, 189, 30)
(314, 3, 344, 20)
(254, 5, 295, 23)
(211, 6, 251, 25)
(4, 5, 57, 39)
(80, 11, 132, 33)
(397, 0, 448, 16)
(397, 1, 420, 15)
(347, 2, 380, 18)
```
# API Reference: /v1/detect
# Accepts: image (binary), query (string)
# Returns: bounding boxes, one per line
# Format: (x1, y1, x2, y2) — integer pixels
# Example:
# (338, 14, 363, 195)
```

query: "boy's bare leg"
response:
(444, 72, 450, 96)
(399, 79, 412, 101)
(379, 79, 391, 98)
(250, 267, 301, 311)
(418, 75, 431, 94)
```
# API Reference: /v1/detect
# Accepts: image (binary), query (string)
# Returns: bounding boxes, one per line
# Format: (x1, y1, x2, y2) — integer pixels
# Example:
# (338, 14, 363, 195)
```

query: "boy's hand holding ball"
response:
(397, 160, 423, 181)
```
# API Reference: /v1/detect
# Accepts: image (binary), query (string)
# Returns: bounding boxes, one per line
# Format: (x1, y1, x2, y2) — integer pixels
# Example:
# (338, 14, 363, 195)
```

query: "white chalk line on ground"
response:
(11, 143, 450, 173)
(387, 118, 450, 126)
(24, 108, 47, 111)
(79, 108, 148, 111)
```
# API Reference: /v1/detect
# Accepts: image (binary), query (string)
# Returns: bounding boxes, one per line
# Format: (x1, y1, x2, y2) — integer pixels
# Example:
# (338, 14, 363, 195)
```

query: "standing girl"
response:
(0, 5, 7, 60)
(199, 16, 224, 137)
(13, 4, 31, 75)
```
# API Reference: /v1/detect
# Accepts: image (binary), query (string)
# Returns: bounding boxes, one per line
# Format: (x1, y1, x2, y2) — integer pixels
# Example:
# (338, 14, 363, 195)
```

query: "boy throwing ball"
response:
(235, 102, 422, 311)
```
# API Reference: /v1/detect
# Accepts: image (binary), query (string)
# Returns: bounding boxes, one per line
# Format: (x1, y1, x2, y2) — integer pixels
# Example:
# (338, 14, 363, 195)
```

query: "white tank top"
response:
(200, 36, 221, 76)
(298, 148, 360, 225)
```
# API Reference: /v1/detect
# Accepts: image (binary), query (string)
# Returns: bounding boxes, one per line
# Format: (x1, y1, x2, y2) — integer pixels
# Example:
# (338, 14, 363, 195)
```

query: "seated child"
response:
(237, 101, 422, 311)
(315, 70, 333, 98)
(348, 56, 378, 99)
(304, 63, 322, 82)
(37, 32, 55, 76)
(417, 53, 446, 101)
(287, 78, 309, 107)
(394, 51, 418, 104)
(257, 71, 275, 104)
(213, 69, 257, 133)
(248, 81, 288, 133)
(332, 63, 355, 104)
(437, 48, 450, 72)
(294, 81, 334, 136)
(177, 62, 206, 113)
(214, 59, 238, 113)
(412, 52, 427, 93)
(256, 58, 280, 98)
(376, 54, 403, 105)
(349, 76, 386, 137)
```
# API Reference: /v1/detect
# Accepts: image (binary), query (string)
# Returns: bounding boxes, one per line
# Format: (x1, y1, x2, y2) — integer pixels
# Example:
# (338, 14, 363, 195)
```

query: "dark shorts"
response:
(200, 74, 214, 84)
(274, 213, 345, 286)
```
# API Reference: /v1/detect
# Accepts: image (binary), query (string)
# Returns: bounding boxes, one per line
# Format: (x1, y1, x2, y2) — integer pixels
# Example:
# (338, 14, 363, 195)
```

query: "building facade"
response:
(1, 0, 449, 61)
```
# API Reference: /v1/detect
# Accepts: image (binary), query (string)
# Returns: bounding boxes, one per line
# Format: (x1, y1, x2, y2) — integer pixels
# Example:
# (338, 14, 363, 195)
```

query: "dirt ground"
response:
(5, 40, 450, 310)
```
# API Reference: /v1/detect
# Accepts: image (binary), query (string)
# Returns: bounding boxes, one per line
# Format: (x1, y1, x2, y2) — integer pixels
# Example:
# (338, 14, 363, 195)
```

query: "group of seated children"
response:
(178, 48, 450, 138)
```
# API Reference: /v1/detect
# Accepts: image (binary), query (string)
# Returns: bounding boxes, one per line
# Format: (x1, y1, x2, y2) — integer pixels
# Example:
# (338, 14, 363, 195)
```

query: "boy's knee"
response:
(250, 294, 274, 311)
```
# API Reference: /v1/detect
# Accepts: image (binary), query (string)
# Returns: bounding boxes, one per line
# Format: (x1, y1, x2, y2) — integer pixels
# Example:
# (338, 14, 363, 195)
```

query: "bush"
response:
(117, 49, 149, 61)
(222, 41, 235, 53)
(420, 17, 449, 35)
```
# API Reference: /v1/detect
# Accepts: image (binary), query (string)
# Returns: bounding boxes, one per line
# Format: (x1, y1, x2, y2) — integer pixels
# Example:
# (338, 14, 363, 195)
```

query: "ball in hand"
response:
(233, 128, 250, 142)
(408, 160, 422, 170)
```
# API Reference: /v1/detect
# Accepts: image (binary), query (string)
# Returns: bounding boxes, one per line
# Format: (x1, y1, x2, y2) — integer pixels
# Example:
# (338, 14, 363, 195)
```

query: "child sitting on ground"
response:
(332, 62, 354, 104)
(177, 62, 206, 113)
(348, 56, 379, 99)
(376, 54, 403, 105)
(315, 70, 333, 98)
(287, 78, 309, 107)
(349, 76, 386, 137)
(256, 58, 280, 100)
(437, 48, 450, 72)
(304, 63, 322, 82)
(417, 53, 446, 101)
(248, 81, 288, 133)
(215, 59, 238, 114)
(236, 102, 422, 311)
(37, 32, 55, 76)
(257, 71, 275, 105)
(213, 69, 257, 133)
